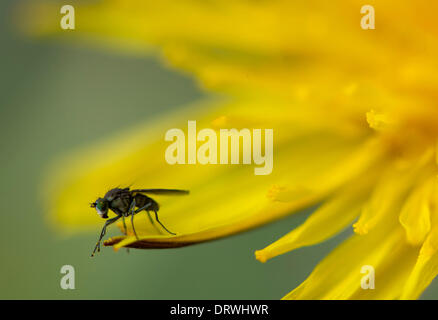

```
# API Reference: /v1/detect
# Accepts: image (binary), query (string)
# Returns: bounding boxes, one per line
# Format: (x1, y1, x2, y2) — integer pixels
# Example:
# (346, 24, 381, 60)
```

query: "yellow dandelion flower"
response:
(21, 0, 438, 299)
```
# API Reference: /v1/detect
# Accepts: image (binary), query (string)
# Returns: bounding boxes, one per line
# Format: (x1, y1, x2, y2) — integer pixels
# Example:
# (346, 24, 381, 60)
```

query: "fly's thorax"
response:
(110, 196, 132, 213)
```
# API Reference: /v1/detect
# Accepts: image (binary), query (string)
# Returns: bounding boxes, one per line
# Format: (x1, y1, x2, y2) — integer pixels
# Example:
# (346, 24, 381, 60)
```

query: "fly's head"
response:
(91, 198, 109, 219)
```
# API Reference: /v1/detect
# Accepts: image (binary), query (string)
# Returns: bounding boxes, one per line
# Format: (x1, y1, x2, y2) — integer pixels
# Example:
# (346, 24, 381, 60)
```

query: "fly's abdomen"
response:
(134, 193, 159, 211)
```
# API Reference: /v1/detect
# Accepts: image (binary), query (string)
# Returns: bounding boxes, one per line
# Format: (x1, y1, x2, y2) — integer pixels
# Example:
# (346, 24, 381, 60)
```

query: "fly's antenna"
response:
(90, 202, 96, 208)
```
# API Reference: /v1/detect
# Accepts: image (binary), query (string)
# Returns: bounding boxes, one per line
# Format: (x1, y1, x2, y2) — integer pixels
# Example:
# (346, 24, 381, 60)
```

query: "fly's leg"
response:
(153, 210, 176, 235)
(121, 215, 128, 234)
(146, 210, 154, 225)
(91, 215, 121, 257)
(133, 203, 161, 234)
(146, 210, 162, 234)
(134, 203, 152, 214)
(128, 199, 139, 240)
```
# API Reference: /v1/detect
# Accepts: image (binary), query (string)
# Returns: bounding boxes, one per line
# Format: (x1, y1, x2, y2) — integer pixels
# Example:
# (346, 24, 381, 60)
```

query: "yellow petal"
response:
(255, 170, 377, 263)
(43, 96, 361, 249)
(284, 225, 419, 300)
(401, 223, 438, 299)
(353, 149, 433, 235)
(399, 177, 434, 245)
(104, 193, 313, 250)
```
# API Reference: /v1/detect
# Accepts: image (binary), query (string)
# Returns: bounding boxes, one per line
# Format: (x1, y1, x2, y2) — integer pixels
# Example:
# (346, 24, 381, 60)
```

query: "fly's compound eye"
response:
(94, 199, 108, 218)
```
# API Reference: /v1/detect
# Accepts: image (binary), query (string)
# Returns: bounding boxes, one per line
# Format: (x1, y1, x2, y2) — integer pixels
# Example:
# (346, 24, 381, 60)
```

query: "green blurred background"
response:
(1, 0, 437, 299)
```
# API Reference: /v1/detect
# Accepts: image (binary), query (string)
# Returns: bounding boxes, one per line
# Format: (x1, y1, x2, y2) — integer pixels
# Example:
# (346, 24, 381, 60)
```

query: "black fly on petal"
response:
(90, 187, 189, 257)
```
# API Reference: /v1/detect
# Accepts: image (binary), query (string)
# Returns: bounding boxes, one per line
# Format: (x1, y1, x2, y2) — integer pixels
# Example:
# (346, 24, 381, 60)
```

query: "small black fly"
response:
(90, 187, 189, 257)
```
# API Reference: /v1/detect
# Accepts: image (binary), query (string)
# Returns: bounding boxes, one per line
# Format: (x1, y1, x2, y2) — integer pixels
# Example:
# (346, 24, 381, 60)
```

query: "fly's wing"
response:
(105, 187, 131, 201)
(131, 189, 189, 196)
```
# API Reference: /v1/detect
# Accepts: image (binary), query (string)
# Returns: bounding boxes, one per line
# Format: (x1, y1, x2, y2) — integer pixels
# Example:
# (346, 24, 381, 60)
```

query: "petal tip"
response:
(353, 222, 369, 235)
(255, 250, 268, 263)
(366, 109, 390, 130)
